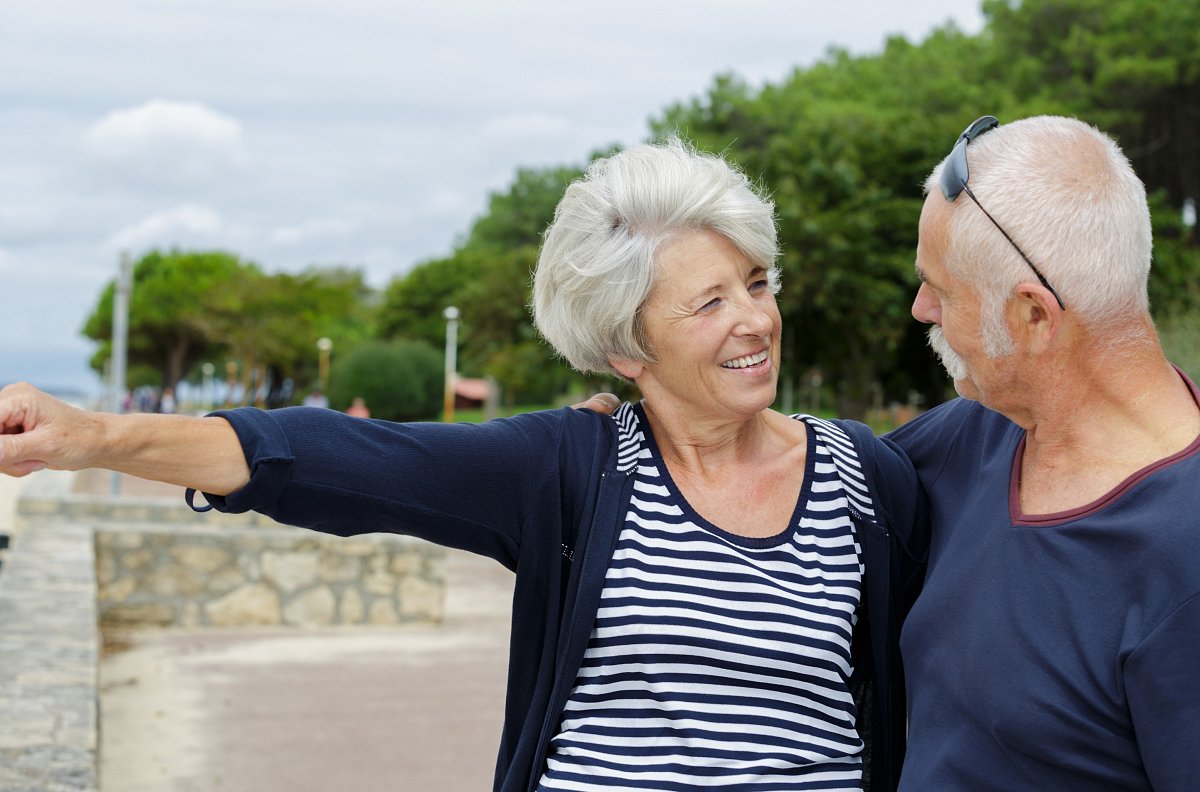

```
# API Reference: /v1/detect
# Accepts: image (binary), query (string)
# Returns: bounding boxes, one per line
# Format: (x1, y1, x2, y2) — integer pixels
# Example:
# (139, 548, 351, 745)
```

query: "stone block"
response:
(262, 551, 318, 593)
(283, 586, 336, 627)
(146, 566, 207, 598)
(389, 552, 420, 576)
(366, 598, 398, 625)
(337, 541, 377, 557)
(107, 532, 145, 550)
(399, 576, 444, 621)
(203, 567, 245, 598)
(318, 553, 362, 583)
(237, 555, 261, 580)
(101, 602, 177, 628)
(339, 588, 365, 624)
(170, 544, 232, 574)
(206, 583, 281, 626)
(97, 576, 136, 604)
(93, 552, 116, 587)
(120, 548, 155, 572)
(364, 568, 394, 597)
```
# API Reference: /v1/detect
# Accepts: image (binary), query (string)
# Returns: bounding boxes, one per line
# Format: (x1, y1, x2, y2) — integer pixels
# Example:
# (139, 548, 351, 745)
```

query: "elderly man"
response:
(888, 115, 1200, 790)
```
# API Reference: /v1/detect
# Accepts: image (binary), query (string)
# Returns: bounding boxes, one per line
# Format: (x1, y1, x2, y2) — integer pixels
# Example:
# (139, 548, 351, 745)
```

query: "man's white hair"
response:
(927, 115, 1152, 353)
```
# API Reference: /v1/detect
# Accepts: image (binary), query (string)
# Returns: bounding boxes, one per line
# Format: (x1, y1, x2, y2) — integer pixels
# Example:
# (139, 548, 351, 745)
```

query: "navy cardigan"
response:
(194, 405, 926, 792)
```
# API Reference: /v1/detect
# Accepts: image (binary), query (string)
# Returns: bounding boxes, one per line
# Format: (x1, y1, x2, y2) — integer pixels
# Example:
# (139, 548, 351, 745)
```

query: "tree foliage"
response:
(83, 250, 376, 401)
(328, 340, 442, 421)
(376, 161, 590, 405)
(83, 250, 253, 389)
(84, 4, 1200, 416)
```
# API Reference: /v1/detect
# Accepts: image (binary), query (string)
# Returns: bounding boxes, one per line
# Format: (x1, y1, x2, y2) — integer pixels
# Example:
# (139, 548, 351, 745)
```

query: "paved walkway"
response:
(72, 473, 517, 792)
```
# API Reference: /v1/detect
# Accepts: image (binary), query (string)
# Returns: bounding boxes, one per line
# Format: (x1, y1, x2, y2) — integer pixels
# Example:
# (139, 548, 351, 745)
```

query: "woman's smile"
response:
(721, 349, 770, 370)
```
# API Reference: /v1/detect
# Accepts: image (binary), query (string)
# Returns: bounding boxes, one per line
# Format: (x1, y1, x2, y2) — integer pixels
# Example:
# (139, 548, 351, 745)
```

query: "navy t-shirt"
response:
(888, 382, 1200, 791)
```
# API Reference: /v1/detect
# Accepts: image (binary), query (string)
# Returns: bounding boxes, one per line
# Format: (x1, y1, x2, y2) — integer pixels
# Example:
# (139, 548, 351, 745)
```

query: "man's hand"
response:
(570, 393, 621, 415)
(0, 382, 102, 476)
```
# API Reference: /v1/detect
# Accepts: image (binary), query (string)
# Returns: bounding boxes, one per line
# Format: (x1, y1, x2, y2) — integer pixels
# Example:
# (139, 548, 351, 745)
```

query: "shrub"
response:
(328, 340, 443, 421)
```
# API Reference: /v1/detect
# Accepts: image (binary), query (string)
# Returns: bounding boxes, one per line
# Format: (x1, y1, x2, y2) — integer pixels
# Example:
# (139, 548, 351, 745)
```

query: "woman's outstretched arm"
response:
(0, 382, 250, 495)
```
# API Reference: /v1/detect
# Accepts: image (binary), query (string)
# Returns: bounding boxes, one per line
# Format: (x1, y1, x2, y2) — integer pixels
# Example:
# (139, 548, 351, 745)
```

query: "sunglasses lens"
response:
(941, 140, 968, 201)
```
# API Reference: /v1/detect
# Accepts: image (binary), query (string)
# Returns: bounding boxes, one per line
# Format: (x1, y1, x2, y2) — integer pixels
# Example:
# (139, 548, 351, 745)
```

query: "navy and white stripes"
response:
(537, 403, 868, 791)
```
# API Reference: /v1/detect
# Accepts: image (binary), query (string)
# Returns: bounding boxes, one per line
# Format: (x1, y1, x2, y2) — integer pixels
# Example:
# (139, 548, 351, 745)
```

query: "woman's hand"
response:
(0, 382, 102, 476)
(0, 382, 250, 495)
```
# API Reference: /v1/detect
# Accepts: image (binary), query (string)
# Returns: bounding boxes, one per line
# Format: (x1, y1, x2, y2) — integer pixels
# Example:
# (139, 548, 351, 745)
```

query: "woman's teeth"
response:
(721, 351, 767, 369)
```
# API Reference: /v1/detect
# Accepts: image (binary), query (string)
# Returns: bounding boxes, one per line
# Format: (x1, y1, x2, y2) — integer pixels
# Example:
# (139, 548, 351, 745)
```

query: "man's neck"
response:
(1015, 349, 1200, 515)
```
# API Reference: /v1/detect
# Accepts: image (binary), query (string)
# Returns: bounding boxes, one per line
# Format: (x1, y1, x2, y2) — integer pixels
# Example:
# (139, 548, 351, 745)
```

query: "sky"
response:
(0, 0, 985, 396)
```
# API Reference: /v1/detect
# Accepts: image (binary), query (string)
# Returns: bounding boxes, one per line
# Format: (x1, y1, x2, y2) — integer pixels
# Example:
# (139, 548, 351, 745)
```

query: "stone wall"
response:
(0, 521, 98, 792)
(0, 470, 447, 792)
(95, 524, 445, 628)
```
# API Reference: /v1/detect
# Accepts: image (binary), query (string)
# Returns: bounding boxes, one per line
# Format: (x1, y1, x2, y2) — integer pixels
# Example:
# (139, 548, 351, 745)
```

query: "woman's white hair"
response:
(927, 115, 1152, 353)
(532, 139, 780, 377)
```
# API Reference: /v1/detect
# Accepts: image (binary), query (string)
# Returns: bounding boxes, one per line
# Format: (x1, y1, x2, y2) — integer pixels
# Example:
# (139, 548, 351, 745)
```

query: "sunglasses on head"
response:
(940, 115, 1066, 311)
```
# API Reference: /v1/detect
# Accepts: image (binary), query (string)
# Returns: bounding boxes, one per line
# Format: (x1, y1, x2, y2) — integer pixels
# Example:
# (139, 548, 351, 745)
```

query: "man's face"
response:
(911, 194, 1006, 403)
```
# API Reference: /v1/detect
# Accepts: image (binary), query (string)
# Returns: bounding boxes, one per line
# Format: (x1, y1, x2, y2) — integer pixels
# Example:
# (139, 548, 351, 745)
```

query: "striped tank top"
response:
(537, 402, 868, 791)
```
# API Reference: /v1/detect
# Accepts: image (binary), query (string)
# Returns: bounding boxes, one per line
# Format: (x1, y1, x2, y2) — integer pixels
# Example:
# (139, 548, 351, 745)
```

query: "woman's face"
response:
(616, 228, 781, 422)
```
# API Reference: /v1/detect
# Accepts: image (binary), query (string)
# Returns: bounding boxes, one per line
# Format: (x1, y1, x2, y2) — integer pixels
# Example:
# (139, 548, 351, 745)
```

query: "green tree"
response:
(211, 266, 377, 402)
(376, 253, 487, 350)
(328, 340, 442, 421)
(465, 165, 583, 250)
(82, 249, 254, 390)
(378, 162, 592, 404)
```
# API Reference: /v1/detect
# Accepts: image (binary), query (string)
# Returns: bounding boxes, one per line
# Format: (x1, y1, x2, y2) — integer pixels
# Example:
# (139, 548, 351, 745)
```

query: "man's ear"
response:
(1012, 281, 1063, 351)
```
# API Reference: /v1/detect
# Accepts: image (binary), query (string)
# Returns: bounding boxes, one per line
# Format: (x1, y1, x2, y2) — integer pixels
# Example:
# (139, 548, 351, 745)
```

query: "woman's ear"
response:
(608, 356, 644, 380)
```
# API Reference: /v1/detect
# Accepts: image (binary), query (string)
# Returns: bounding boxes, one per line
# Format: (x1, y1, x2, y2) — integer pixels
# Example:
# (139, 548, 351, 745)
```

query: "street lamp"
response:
(225, 360, 238, 407)
(201, 362, 215, 411)
(443, 306, 459, 423)
(316, 337, 333, 392)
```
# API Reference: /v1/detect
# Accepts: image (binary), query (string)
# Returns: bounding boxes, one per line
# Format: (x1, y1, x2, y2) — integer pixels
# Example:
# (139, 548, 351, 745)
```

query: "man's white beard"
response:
(928, 326, 968, 381)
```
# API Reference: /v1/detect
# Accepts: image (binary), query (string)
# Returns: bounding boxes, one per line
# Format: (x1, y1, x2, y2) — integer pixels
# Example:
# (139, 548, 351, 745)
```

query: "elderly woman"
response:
(0, 141, 924, 791)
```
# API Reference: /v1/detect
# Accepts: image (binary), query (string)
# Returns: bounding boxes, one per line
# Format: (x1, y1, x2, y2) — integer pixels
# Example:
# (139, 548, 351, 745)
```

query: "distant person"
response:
(0, 141, 925, 791)
(345, 397, 370, 418)
(889, 115, 1200, 790)
(158, 387, 176, 414)
(301, 389, 329, 409)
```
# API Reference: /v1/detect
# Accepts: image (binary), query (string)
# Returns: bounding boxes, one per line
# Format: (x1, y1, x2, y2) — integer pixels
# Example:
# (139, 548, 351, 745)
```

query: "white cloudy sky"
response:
(0, 0, 984, 394)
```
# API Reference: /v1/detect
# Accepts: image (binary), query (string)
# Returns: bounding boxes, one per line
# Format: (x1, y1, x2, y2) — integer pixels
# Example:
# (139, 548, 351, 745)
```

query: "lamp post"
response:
(109, 252, 133, 495)
(442, 306, 459, 423)
(224, 360, 238, 407)
(201, 362, 215, 411)
(316, 337, 333, 393)
(110, 252, 133, 414)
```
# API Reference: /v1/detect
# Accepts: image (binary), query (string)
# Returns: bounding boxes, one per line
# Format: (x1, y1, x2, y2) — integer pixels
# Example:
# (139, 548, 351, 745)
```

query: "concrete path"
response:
(97, 505, 516, 791)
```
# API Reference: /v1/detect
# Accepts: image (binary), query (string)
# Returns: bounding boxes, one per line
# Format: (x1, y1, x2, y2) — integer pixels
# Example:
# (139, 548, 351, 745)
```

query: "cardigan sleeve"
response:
(195, 406, 598, 567)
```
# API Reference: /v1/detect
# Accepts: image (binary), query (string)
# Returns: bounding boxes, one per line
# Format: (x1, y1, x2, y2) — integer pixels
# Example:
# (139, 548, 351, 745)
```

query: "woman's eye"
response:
(750, 279, 770, 292)
(698, 297, 721, 312)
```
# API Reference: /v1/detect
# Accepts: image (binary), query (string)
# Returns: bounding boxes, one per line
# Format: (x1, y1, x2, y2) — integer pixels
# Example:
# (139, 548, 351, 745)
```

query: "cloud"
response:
(82, 100, 247, 186)
(0, 248, 10, 273)
(269, 218, 360, 245)
(480, 113, 572, 141)
(108, 203, 228, 251)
